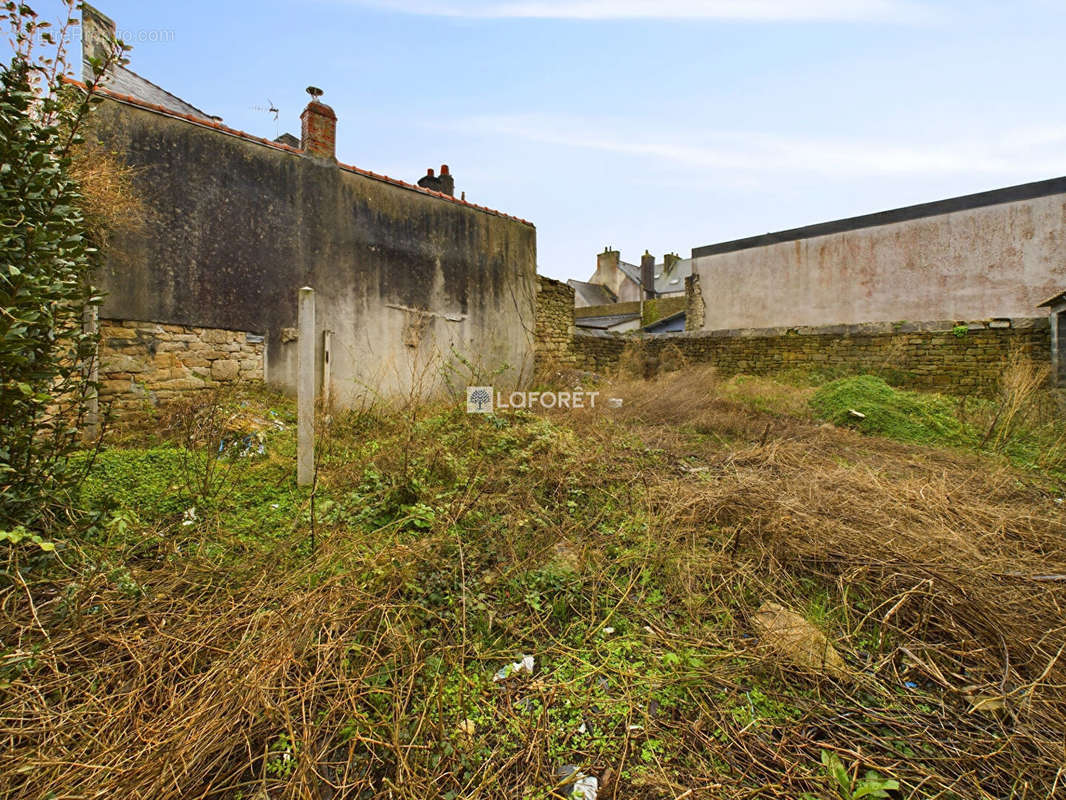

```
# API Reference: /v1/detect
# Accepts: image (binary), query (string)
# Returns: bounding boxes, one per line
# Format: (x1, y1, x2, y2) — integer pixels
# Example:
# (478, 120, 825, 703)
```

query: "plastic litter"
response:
(555, 765, 598, 800)
(493, 655, 534, 682)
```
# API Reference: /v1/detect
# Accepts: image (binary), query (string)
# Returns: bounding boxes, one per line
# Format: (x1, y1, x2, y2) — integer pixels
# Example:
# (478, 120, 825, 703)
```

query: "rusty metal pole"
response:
(297, 287, 315, 487)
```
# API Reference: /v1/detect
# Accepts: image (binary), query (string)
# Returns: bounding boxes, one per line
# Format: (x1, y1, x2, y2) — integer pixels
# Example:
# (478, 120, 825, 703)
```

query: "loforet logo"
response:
(466, 387, 602, 413)
(467, 386, 494, 413)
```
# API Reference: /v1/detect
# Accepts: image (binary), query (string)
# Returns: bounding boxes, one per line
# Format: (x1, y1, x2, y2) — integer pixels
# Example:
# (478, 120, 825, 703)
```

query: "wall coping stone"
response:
(573, 316, 1049, 342)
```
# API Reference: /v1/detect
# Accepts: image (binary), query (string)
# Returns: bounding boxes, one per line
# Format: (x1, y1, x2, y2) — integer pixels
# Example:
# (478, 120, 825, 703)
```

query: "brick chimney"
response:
(418, 168, 438, 191)
(641, 251, 656, 300)
(439, 164, 455, 197)
(300, 86, 337, 160)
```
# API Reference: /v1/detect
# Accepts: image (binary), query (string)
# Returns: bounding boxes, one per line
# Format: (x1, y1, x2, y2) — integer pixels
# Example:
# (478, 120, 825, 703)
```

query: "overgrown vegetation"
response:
(0, 1, 125, 531)
(810, 375, 972, 446)
(810, 355, 1066, 476)
(2, 364, 1065, 799)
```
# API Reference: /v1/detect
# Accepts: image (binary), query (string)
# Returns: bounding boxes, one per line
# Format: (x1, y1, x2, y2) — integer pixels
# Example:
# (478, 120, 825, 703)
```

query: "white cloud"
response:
(433, 112, 1066, 178)
(352, 0, 937, 23)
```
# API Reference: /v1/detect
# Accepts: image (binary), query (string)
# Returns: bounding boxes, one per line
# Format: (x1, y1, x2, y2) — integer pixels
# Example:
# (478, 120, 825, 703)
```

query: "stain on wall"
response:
(89, 99, 537, 407)
(692, 186, 1066, 331)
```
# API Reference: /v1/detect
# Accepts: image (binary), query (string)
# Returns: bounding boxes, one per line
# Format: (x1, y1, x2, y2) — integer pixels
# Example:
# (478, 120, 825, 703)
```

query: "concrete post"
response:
(297, 287, 315, 487)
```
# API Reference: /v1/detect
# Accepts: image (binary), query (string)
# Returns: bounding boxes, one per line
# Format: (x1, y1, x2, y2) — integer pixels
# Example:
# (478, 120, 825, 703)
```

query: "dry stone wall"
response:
(99, 320, 264, 416)
(534, 276, 578, 374)
(572, 318, 1050, 395)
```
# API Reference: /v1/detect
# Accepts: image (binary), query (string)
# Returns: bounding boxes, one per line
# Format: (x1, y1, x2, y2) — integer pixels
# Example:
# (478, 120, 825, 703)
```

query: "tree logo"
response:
(467, 386, 493, 413)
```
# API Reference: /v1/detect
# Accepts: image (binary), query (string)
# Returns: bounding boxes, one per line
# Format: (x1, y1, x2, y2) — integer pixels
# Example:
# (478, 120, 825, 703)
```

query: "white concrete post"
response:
(297, 287, 316, 487)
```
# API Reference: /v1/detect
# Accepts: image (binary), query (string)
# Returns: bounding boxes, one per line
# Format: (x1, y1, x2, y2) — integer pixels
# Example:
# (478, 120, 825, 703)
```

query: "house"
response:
(569, 248, 693, 307)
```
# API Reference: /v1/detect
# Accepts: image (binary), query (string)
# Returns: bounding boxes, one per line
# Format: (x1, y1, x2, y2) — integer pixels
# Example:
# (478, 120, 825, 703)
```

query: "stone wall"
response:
(572, 318, 1051, 395)
(685, 275, 705, 331)
(99, 319, 264, 416)
(89, 96, 536, 408)
(534, 276, 577, 374)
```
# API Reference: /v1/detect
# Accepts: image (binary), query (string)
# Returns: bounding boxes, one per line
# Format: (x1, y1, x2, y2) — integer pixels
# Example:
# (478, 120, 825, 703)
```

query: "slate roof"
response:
(574, 313, 641, 330)
(98, 64, 215, 121)
(653, 259, 692, 295)
(567, 280, 616, 306)
(643, 310, 686, 333)
(617, 258, 692, 296)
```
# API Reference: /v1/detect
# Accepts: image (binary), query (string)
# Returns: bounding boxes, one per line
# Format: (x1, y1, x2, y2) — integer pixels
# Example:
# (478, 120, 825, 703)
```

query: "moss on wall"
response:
(572, 318, 1051, 395)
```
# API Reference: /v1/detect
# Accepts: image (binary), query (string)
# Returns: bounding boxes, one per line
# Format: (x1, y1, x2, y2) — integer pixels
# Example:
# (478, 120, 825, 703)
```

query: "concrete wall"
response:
(692, 186, 1066, 331)
(90, 99, 537, 407)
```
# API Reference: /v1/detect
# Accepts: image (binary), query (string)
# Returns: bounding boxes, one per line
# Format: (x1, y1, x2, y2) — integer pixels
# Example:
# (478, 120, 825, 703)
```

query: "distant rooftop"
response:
(617, 258, 692, 296)
(567, 280, 616, 306)
(574, 312, 640, 330)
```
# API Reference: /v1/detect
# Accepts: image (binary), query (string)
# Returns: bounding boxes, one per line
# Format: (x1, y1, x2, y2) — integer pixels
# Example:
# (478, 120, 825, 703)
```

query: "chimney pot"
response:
(440, 164, 450, 176)
(427, 168, 435, 177)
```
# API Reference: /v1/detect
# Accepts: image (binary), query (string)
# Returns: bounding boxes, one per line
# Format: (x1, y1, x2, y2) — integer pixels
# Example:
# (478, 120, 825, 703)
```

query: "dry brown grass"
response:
(68, 140, 147, 251)
(3, 368, 1066, 798)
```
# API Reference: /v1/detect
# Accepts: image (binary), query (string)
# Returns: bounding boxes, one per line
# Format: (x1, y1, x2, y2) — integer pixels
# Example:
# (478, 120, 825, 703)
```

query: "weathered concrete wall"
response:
(534, 276, 577, 375)
(90, 99, 537, 407)
(692, 187, 1066, 331)
(99, 319, 264, 415)
(572, 318, 1050, 396)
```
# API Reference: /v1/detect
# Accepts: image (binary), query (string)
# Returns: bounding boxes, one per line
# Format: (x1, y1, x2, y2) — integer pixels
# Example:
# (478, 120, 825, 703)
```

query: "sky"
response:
(16, 1, 1066, 281)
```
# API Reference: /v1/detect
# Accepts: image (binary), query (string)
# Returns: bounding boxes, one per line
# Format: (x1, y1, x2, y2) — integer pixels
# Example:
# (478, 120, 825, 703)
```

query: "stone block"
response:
(102, 354, 146, 373)
(201, 329, 234, 344)
(211, 359, 240, 381)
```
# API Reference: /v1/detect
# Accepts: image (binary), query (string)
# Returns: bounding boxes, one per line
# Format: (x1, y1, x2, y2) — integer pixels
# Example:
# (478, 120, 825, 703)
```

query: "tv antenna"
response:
(251, 98, 280, 122)
(250, 98, 281, 137)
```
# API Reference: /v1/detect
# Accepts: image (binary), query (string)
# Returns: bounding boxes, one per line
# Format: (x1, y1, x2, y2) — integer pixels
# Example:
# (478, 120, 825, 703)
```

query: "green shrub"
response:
(0, 2, 125, 532)
(810, 375, 974, 447)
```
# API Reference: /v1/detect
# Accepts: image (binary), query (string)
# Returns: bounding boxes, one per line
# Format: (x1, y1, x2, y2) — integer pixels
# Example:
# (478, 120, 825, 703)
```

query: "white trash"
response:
(493, 655, 534, 682)
(556, 766, 598, 800)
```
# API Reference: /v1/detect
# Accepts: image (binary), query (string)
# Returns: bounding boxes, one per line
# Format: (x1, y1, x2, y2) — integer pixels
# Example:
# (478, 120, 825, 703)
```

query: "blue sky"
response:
(25, 1, 1066, 280)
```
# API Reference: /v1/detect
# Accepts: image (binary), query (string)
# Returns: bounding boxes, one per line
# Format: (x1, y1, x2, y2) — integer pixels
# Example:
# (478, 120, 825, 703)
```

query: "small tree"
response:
(0, 1, 124, 531)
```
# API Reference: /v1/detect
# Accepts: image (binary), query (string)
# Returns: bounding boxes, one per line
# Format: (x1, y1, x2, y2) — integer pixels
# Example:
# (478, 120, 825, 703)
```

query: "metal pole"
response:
(83, 301, 99, 441)
(297, 287, 315, 487)
(321, 329, 333, 410)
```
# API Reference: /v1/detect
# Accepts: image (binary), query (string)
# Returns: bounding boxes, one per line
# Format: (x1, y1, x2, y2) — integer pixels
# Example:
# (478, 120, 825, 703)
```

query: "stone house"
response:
(568, 248, 693, 307)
